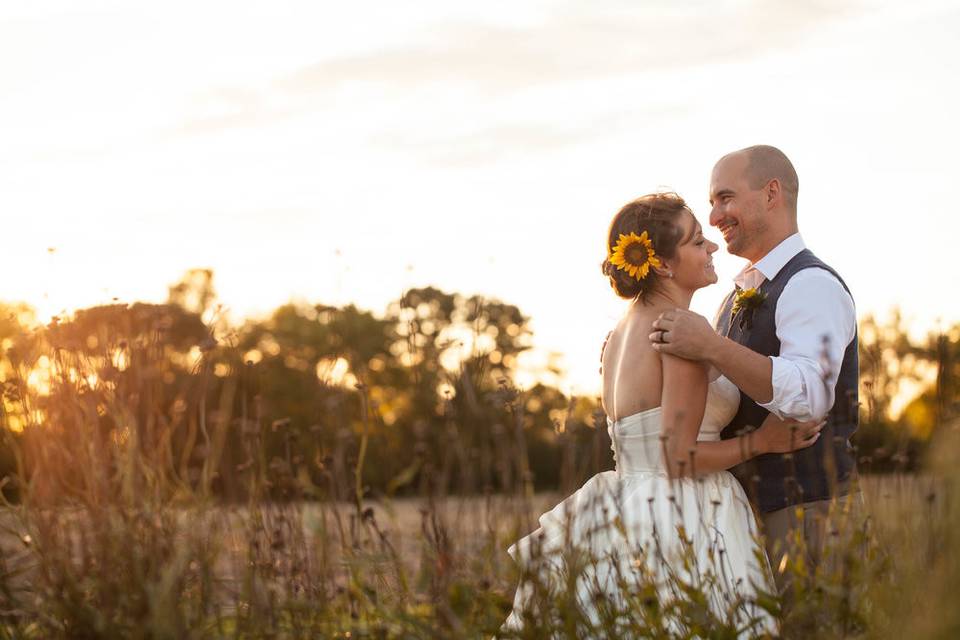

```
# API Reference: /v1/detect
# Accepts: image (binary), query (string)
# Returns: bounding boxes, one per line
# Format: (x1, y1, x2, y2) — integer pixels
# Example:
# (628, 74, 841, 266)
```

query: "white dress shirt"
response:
(726, 233, 856, 422)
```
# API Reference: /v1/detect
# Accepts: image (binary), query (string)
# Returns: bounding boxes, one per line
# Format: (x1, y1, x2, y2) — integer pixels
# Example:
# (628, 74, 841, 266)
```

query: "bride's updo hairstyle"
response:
(601, 192, 690, 301)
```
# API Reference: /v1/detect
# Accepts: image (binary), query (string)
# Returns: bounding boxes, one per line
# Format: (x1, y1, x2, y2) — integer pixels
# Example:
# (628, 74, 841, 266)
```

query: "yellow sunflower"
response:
(731, 287, 766, 315)
(609, 231, 662, 280)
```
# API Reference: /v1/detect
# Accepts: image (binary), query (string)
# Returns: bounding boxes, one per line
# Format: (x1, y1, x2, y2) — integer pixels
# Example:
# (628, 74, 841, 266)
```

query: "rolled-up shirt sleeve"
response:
(759, 269, 856, 422)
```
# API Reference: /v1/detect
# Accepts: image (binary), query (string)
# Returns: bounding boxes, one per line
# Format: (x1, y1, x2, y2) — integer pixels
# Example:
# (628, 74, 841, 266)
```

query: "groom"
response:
(649, 145, 859, 582)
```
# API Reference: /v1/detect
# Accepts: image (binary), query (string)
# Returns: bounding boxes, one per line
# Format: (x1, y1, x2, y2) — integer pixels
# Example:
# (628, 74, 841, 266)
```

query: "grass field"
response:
(0, 308, 957, 638)
(0, 465, 955, 639)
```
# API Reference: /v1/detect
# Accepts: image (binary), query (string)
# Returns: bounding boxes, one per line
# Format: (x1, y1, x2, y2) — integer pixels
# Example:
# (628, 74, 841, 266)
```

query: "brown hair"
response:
(600, 192, 691, 301)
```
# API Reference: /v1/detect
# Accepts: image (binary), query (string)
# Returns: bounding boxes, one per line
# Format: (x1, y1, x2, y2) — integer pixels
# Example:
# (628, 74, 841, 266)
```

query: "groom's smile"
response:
(708, 151, 772, 261)
(717, 219, 738, 242)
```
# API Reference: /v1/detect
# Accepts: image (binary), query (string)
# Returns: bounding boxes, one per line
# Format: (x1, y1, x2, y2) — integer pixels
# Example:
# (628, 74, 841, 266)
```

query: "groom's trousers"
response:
(760, 488, 865, 593)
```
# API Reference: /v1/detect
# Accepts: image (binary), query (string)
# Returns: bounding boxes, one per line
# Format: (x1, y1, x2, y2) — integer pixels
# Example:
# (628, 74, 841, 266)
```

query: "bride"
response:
(500, 192, 822, 638)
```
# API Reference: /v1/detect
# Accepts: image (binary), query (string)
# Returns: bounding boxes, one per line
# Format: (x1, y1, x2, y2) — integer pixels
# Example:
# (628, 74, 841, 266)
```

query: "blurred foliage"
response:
(0, 274, 608, 504)
(0, 272, 958, 638)
(855, 310, 959, 472)
(0, 272, 956, 502)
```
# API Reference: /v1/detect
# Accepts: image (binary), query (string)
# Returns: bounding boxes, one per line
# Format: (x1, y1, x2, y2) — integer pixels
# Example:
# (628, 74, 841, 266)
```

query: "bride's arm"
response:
(660, 354, 823, 479)
(660, 353, 709, 478)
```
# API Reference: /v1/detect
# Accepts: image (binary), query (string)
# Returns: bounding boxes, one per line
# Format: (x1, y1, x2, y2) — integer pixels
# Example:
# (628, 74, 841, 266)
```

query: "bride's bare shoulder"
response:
(620, 305, 669, 338)
(601, 309, 663, 372)
(600, 309, 668, 419)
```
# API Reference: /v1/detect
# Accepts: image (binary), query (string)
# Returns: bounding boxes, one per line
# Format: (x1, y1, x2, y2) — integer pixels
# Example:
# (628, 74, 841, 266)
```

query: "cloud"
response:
(277, 1, 863, 95)
(167, 0, 867, 147)
(369, 103, 696, 165)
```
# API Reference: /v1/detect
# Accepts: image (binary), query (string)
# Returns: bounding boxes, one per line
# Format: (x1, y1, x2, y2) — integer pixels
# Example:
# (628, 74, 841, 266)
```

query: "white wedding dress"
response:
(501, 375, 776, 638)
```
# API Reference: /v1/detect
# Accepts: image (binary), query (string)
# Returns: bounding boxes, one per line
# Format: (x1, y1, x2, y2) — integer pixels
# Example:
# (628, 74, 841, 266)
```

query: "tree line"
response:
(0, 269, 954, 504)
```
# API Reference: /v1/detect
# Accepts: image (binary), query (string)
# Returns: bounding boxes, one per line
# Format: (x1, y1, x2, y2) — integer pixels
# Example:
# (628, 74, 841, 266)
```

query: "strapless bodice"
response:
(604, 375, 741, 475)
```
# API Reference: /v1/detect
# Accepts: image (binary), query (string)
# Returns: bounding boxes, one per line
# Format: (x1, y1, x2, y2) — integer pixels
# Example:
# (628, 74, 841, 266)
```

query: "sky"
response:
(2, 0, 959, 397)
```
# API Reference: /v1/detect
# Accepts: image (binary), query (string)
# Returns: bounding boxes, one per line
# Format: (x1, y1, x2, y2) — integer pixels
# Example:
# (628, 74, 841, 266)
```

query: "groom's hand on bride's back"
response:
(649, 309, 718, 361)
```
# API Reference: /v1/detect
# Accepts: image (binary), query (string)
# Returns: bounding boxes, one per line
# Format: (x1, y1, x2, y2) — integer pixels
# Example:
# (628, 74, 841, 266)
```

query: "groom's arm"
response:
(759, 269, 856, 421)
(704, 336, 775, 404)
(650, 313, 775, 404)
(651, 270, 856, 421)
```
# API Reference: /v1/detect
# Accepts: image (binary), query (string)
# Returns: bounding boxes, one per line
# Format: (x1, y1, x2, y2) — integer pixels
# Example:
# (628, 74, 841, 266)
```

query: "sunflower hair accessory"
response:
(609, 231, 662, 281)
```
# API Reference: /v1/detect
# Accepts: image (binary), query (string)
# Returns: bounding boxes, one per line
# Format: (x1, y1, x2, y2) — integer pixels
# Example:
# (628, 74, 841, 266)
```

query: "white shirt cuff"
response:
(758, 355, 816, 422)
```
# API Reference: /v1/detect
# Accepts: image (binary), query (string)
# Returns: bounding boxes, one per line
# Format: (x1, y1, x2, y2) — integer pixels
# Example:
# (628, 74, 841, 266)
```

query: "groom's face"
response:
(708, 154, 768, 261)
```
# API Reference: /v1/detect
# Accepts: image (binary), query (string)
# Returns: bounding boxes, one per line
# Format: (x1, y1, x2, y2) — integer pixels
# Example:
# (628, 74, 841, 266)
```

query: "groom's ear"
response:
(765, 178, 782, 209)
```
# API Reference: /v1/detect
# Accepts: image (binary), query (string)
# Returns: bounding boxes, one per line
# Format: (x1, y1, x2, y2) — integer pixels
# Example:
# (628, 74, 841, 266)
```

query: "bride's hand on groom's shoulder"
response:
(753, 414, 824, 455)
(649, 309, 717, 361)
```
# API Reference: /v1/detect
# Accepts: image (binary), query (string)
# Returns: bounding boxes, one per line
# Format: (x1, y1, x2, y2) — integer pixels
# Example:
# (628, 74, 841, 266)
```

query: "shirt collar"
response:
(733, 233, 806, 290)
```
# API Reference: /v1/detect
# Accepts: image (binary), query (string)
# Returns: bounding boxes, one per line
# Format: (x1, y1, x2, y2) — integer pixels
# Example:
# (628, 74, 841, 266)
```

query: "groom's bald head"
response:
(722, 145, 799, 215)
(710, 145, 801, 262)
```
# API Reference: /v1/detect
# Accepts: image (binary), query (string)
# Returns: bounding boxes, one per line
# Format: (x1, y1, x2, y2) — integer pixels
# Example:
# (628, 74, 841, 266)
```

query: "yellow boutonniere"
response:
(731, 286, 767, 330)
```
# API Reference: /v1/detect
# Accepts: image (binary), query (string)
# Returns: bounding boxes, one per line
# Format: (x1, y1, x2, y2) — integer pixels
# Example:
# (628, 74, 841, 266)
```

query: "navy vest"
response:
(716, 249, 858, 513)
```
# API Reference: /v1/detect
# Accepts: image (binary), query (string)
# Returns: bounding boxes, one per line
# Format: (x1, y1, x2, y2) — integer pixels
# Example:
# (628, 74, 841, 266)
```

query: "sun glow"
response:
(1, 0, 957, 400)
(111, 348, 130, 372)
(25, 355, 53, 396)
(316, 357, 355, 388)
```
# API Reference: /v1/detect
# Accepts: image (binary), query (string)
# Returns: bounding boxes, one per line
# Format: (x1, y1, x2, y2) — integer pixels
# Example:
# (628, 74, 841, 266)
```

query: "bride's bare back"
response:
(600, 304, 671, 422)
